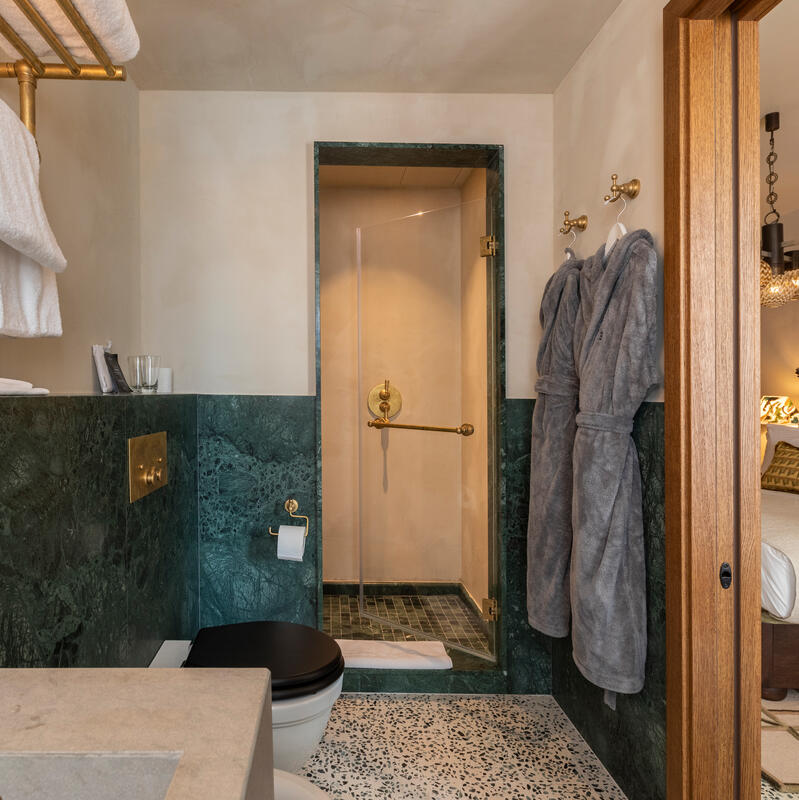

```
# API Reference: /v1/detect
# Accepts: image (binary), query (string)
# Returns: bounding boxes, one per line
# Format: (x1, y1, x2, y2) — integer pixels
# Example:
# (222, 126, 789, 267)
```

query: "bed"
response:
(761, 435, 799, 700)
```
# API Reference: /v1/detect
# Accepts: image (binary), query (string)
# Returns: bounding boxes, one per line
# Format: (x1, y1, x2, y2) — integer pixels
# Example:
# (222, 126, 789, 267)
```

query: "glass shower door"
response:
(356, 198, 497, 664)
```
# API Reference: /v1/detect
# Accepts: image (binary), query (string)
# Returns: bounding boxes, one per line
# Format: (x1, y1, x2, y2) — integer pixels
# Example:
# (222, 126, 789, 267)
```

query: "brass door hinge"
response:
(481, 597, 498, 622)
(480, 235, 498, 257)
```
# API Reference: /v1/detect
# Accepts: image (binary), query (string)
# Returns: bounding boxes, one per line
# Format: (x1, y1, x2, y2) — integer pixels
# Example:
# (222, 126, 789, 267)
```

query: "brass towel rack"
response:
(0, 0, 127, 139)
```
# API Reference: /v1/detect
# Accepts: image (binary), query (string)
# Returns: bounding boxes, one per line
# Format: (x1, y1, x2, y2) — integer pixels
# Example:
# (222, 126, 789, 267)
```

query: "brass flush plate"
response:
(128, 431, 168, 503)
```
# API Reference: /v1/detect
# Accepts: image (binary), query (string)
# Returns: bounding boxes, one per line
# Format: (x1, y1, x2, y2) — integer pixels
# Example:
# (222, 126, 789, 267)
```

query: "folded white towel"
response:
(0, 238, 62, 337)
(0, 99, 66, 273)
(0, 386, 49, 395)
(0, 378, 33, 390)
(335, 639, 453, 670)
(0, 0, 139, 64)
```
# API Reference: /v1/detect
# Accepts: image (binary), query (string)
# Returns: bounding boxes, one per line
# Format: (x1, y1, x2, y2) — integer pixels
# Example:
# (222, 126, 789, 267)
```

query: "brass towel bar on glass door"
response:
(368, 419, 475, 436)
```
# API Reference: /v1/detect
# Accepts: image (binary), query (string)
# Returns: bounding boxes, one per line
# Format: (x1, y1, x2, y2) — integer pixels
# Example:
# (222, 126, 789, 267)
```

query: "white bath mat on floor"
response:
(336, 639, 452, 670)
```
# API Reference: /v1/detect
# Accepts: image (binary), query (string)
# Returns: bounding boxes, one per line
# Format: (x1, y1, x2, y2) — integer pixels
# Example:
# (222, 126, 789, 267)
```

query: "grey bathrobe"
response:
(571, 230, 658, 694)
(527, 252, 582, 637)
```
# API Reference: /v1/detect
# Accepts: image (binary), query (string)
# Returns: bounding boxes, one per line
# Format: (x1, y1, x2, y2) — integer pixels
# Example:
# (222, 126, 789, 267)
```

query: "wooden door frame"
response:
(664, 1, 780, 798)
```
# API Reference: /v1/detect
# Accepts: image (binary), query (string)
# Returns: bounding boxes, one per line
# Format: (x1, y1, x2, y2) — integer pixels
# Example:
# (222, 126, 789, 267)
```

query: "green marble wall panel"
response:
(0, 395, 198, 668)
(342, 668, 507, 694)
(552, 401, 666, 800)
(501, 398, 552, 693)
(125, 395, 199, 665)
(197, 395, 318, 629)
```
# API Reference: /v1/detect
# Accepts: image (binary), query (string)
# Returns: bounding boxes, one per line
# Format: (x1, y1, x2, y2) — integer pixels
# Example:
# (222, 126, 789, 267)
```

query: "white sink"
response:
(0, 752, 182, 800)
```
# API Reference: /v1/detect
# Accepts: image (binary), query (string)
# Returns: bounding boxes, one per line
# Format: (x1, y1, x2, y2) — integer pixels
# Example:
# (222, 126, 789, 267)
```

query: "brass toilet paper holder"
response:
(269, 498, 309, 538)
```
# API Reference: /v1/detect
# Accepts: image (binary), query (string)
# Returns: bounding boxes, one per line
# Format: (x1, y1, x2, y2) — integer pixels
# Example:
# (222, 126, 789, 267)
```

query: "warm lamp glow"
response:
(760, 395, 799, 424)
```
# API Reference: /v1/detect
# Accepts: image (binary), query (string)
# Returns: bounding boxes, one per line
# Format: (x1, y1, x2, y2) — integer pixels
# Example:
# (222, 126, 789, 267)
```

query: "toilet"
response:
(182, 621, 345, 774)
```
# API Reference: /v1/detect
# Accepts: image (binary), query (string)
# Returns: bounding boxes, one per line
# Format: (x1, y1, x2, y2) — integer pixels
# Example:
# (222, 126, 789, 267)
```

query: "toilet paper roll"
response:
(158, 367, 173, 393)
(276, 524, 306, 562)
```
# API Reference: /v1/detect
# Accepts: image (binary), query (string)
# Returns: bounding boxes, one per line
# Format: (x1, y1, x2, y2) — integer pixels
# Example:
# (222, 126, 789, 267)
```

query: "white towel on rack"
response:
(0, 99, 66, 273)
(0, 0, 139, 64)
(0, 238, 62, 337)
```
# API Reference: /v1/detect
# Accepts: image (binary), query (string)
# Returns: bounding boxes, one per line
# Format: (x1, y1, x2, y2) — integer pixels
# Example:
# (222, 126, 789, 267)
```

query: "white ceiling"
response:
(760, 1, 799, 228)
(125, 0, 623, 92)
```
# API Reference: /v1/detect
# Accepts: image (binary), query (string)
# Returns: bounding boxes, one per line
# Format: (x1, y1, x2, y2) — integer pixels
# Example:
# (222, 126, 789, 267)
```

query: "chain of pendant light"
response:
(765, 129, 780, 225)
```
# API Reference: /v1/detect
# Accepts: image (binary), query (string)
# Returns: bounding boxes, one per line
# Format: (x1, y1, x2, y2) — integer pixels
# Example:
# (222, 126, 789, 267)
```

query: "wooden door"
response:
(663, 1, 779, 798)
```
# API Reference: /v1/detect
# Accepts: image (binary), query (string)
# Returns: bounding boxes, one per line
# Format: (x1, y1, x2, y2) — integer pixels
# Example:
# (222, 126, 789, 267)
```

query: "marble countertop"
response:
(0, 668, 273, 800)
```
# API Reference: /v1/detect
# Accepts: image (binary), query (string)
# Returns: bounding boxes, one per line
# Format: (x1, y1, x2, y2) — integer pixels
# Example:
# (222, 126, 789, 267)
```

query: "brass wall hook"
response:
(603, 174, 641, 203)
(559, 210, 588, 235)
(269, 498, 310, 537)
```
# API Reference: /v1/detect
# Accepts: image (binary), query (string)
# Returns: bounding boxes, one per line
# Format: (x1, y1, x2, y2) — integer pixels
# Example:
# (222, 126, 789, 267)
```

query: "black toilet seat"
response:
(184, 621, 345, 701)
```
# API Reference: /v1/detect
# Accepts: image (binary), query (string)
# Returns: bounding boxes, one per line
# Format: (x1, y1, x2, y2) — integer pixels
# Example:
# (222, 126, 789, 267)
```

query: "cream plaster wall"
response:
(0, 79, 141, 393)
(761, 303, 799, 398)
(552, 0, 665, 401)
(138, 91, 553, 396)
(759, 2, 799, 401)
(320, 186, 464, 582)
(460, 169, 489, 605)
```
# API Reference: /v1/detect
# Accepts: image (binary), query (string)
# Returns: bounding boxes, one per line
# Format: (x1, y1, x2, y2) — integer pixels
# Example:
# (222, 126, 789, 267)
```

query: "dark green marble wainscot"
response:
(501, 399, 553, 693)
(0, 394, 198, 668)
(197, 395, 318, 629)
(552, 402, 666, 800)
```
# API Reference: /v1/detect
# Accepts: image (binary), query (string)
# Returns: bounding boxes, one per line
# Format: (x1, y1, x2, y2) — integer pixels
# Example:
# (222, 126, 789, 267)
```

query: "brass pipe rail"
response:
(0, 1, 125, 139)
(368, 419, 475, 437)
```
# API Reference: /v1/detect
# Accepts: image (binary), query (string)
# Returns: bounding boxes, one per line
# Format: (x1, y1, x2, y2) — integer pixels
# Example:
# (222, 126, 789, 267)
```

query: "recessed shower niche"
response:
(316, 143, 503, 671)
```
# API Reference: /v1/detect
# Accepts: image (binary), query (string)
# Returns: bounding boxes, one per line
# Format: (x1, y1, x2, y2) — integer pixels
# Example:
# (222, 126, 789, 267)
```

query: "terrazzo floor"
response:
(761, 690, 799, 799)
(762, 781, 799, 799)
(302, 693, 626, 799)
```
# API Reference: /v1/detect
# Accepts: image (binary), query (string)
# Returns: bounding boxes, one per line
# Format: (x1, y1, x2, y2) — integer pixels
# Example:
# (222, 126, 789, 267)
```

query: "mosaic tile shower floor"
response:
(323, 593, 490, 655)
(303, 693, 626, 799)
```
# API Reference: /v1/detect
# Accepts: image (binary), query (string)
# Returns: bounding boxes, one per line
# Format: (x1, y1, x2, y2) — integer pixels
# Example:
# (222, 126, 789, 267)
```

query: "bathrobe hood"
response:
(527, 252, 582, 637)
(570, 229, 658, 694)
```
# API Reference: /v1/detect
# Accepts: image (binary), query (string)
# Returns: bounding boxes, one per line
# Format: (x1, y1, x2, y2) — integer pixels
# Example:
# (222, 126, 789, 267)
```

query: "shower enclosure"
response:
(318, 147, 502, 669)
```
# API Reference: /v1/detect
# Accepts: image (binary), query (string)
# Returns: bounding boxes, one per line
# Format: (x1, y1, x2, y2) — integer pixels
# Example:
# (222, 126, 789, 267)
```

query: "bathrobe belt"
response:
(534, 375, 579, 397)
(575, 411, 634, 436)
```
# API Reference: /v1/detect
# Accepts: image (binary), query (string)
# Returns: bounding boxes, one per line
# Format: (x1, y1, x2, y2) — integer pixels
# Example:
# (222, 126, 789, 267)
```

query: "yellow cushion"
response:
(762, 440, 799, 494)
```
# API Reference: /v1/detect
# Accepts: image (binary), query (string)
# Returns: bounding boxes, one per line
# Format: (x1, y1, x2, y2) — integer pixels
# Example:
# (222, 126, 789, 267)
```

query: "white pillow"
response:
(762, 423, 799, 475)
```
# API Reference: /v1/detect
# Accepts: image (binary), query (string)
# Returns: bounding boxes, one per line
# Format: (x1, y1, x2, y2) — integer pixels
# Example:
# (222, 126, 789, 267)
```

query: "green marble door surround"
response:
(313, 142, 545, 693)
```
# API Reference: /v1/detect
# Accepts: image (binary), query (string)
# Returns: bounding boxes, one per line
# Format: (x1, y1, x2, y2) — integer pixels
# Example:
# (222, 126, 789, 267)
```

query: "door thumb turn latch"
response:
(719, 562, 733, 589)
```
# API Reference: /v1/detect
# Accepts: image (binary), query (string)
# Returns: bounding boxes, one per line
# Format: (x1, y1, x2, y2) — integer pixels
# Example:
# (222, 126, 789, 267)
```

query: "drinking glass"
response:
(139, 355, 161, 393)
(127, 356, 143, 392)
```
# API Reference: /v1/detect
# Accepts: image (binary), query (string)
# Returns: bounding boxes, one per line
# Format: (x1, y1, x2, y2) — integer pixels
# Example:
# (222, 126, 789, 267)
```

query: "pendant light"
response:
(760, 111, 799, 307)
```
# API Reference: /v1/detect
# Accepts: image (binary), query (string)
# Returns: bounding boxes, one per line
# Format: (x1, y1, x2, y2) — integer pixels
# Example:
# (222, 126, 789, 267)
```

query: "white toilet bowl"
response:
(272, 674, 343, 772)
(274, 769, 329, 799)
